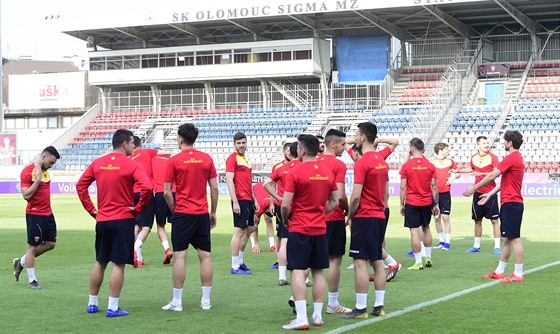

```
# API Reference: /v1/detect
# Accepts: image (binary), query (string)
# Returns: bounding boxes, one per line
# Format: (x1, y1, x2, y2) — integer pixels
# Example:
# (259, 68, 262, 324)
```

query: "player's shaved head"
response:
(324, 129, 346, 145)
(297, 134, 320, 157)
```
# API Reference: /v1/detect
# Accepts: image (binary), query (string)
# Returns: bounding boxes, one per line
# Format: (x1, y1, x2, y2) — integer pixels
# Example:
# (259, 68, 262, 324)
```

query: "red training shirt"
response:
(130, 148, 157, 192)
(496, 151, 524, 205)
(401, 156, 437, 206)
(470, 152, 499, 194)
(152, 153, 176, 193)
(253, 182, 271, 218)
(284, 160, 337, 236)
(165, 148, 217, 215)
(432, 158, 457, 193)
(269, 160, 287, 206)
(353, 151, 389, 219)
(226, 152, 253, 201)
(77, 152, 152, 222)
(318, 154, 347, 221)
(20, 163, 52, 216)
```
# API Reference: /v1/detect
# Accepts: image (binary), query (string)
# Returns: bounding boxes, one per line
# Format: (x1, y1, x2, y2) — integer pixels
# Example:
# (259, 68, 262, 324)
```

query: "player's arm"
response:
(347, 184, 363, 220)
(76, 165, 97, 218)
(131, 165, 152, 216)
(454, 166, 474, 174)
(399, 178, 407, 216)
(478, 184, 501, 205)
(383, 182, 389, 209)
(208, 176, 219, 230)
(374, 137, 399, 152)
(281, 191, 294, 228)
(431, 177, 440, 217)
(336, 181, 349, 215)
(225, 172, 240, 214)
(464, 168, 502, 196)
(252, 189, 260, 213)
(164, 182, 175, 212)
(263, 177, 282, 202)
(326, 190, 340, 214)
(21, 163, 43, 201)
(344, 138, 356, 151)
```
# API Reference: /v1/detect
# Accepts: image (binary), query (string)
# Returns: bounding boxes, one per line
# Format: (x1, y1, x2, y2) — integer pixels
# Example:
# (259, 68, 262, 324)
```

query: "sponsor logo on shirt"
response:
(183, 158, 204, 164)
(309, 173, 330, 181)
(375, 163, 388, 170)
(100, 164, 121, 171)
(412, 166, 428, 170)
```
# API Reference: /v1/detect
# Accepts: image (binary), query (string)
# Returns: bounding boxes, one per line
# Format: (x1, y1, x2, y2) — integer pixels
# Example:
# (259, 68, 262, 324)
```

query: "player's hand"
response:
(445, 175, 455, 186)
(210, 212, 217, 230)
(232, 202, 241, 215)
(252, 243, 261, 253)
(432, 205, 440, 218)
(253, 201, 260, 214)
(127, 206, 140, 219)
(34, 162, 43, 181)
(448, 169, 457, 174)
(91, 210, 98, 219)
(463, 187, 475, 197)
(269, 203, 275, 215)
(477, 193, 490, 205)
(346, 218, 352, 228)
(400, 205, 405, 216)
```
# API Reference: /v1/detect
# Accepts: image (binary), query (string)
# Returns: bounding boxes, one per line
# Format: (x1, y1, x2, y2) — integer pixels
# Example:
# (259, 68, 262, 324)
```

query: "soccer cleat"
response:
(386, 262, 402, 282)
(466, 247, 481, 253)
(434, 241, 445, 249)
(407, 250, 414, 257)
(442, 243, 451, 251)
(500, 273, 525, 283)
(106, 308, 128, 318)
(239, 263, 251, 271)
(13, 258, 23, 282)
(163, 249, 173, 265)
(369, 273, 375, 282)
(288, 297, 296, 315)
(423, 256, 432, 268)
(326, 304, 352, 314)
(494, 248, 502, 255)
(282, 318, 309, 330)
(279, 279, 289, 286)
(87, 305, 99, 314)
(200, 300, 212, 310)
(407, 262, 424, 271)
(312, 315, 324, 327)
(370, 305, 385, 317)
(162, 301, 183, 312)
(340, 308, 368, 319)
(483, 271, 505, 279)
(133, 252, 144, 268)
(270, 262, 279, 270)
(29, 280, 41, 289)
(231, 268, 252, 275)
(269, 246, 277, 253)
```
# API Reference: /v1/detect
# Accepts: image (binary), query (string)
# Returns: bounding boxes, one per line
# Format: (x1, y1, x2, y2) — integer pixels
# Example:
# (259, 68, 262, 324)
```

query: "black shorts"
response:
(134, 192, 155, 229)
(26, 214, 57, 246)
(348, 217, 387, 261)
(500, 202, 524, 238)
(326, 220, 346, 256)
(154, 192, 174, 226)
(275, 204, 289, 238)
(385, 208, 390, 223)
(404, 204, 432, 228)
(439, 192, 452, 215)
(171, 213, 211, 252)
(232, 200, 255, 229)
(95, 219, 135, 265)
(286, 232, 329, 270)
(472, 193, 500, 221)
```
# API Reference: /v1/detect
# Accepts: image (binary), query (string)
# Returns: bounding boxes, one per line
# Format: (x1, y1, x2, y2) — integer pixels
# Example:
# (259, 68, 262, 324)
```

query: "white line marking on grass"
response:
(325, 260, 560, 334)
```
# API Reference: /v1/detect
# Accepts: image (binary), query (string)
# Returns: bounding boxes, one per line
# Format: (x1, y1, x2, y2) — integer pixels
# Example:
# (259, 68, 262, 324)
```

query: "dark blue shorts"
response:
(326, 220, 346, 256)
(232, 200, 255, 228)
(348, 217, 387, 261)
(385, 207, 390, 223)
(404, 204, 432, 228)
(171, 213, 211, 252)
(275, 204, 289, 238)
(154, 192, 174, 226)
(95, 219, 135, 265)
(287, 232, 329, 270)
(472, 193, 500, 221)
(439, 192, 452, 215)
(500, 202, 524, 238)
(26, 214, 57, 246)
(134, 192, 155, 229)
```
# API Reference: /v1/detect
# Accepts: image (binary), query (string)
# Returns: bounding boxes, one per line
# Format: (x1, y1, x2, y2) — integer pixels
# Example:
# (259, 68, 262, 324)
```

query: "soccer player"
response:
(77, 129, 152, 317)
(151, 152, 174, 264)
(268, 142, 292, 254)
(281, 134, 339, 330)
(264, 142, 300, 285)
(341, 123, 389, 320)
(12, 146, 61, 289)
(130, 136, 158, 267)
(464, 131, 526, 282)
(400, 138, 439, 271)
(161, 123, 218, 312)
(227, 132, 259, 275)
(431, 143, 460, 251)
(249, 181, 274, 253)
(454, 136, 501, 254)
(318, 129, 352, 314)
(316, 135, 325, 154)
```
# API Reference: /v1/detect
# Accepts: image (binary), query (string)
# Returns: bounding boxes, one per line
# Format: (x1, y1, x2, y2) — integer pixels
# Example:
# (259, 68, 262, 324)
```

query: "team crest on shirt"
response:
(189, 151, 193, 155)
(314, 164, 319, 169)
(31, 168, 51, 182)
(236, 155, 252, 168)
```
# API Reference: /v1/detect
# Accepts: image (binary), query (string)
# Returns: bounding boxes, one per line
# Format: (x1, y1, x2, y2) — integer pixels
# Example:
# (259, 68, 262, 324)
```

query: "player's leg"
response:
(434, 214, 445, 248)
(284, 232, 311, 329)
(491, 218, 501, 253)
(265, 214, 276, 251)
(422, 224, 433, 267)
(154, 192, 173, 264)
(198, 249, 213, 310)
(106, 219, 135, 316)
(250, 217, 261, 253)
(278, 237, 288, 282)
(442, 214, 451, 249)
(88, 261, 107, 312)
(238, 226, 253, 269)
(468, 194, 483, 252)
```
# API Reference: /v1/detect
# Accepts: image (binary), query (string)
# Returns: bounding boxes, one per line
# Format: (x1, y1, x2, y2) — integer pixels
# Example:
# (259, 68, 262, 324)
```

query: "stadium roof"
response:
(49, 0, 560, 50)
(2, 60, 78, 75)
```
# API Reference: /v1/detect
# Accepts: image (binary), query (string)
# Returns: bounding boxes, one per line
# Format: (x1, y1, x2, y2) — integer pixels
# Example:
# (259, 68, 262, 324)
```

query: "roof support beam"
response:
(168, 23, 203, 44)
(422, 5, 478, 39)
(493, 0, 542, 35)
(226, 19, 265, 41)
(353, 11, 411, 41)
(113, 27, 151, 47)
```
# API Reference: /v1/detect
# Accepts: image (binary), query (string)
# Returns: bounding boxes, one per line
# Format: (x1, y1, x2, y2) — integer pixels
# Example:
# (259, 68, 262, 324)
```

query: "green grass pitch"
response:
(0, 195, 558, 333)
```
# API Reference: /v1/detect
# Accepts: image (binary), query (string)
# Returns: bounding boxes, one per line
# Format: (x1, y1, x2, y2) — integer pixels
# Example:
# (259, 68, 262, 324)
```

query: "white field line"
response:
(324, 260, 560, 334)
